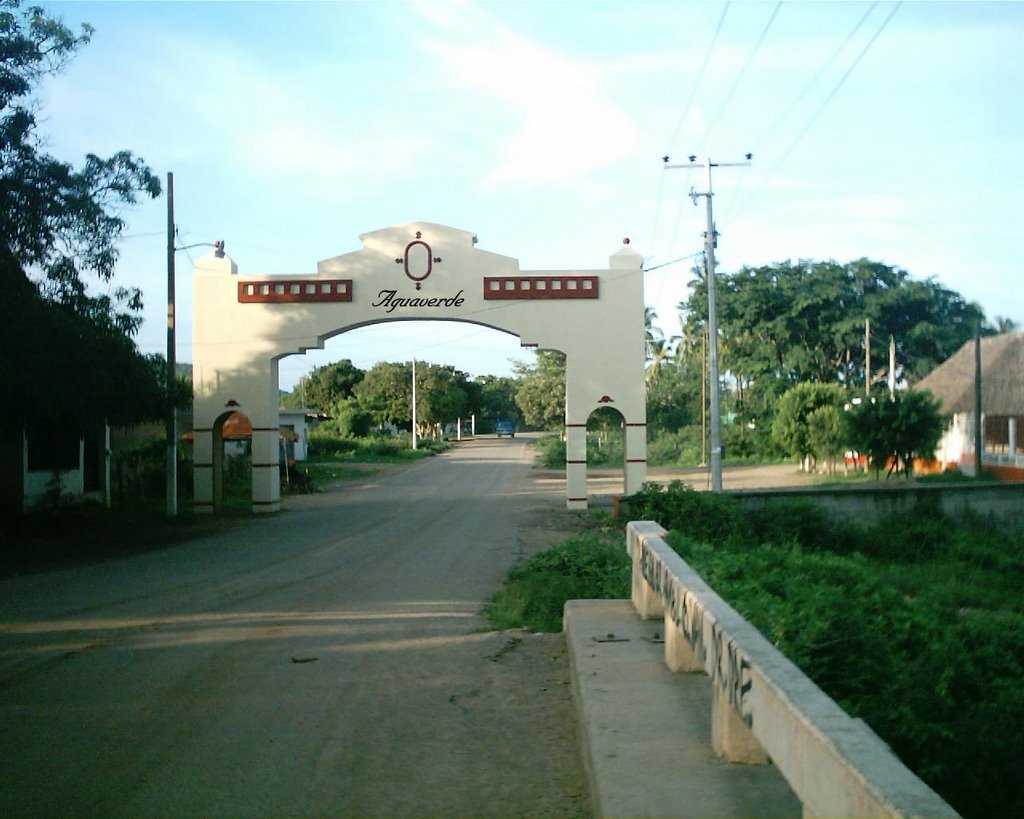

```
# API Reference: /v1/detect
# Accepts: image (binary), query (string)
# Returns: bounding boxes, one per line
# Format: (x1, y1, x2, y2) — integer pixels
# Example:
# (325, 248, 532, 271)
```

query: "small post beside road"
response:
(412, 358, 418, 451)
(166, 171, 177, 518)
(664, 155, 751, 491)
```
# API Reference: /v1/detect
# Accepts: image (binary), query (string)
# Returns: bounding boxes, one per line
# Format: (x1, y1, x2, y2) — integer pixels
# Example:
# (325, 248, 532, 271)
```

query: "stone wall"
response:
(729, 481, 1024, 531)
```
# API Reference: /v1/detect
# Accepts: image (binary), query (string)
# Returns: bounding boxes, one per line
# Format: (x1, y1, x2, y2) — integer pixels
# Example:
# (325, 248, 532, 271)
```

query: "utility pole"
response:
(664, 154, 751, 491)
(165, 172, 177, 518)
(412, 358, 418, 451)
(974, 324, 983, 479)
(865, 318, 871, 397)
(888, 335, 896, 396)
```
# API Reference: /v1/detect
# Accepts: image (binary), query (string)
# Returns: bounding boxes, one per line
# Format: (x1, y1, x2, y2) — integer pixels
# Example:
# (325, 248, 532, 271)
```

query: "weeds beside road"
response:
(490, 482, 1024, 819)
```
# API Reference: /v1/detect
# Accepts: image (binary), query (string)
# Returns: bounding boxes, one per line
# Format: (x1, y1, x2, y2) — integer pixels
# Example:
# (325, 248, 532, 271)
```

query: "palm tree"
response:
(995, 315, 1019, 334)
(644, 306, 664, 362)
(645, 337, 677, 383)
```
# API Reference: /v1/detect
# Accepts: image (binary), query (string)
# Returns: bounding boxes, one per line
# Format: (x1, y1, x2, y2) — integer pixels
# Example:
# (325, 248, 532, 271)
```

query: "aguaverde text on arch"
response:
(372, 289, 466, 314)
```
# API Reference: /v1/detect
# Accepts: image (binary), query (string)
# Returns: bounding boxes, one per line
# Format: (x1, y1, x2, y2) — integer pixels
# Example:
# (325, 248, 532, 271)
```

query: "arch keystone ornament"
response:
(395, 230, 442, 289)
(192, 223, 647, 513)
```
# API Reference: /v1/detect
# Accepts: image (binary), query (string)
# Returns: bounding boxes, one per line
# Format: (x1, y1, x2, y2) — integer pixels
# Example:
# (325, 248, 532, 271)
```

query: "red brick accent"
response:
(483, 275, 599, 300)
(238, 279, 353, 303)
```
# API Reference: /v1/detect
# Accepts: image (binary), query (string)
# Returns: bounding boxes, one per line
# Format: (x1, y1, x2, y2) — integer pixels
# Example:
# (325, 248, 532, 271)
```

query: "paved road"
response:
(0, 435, 586, 818)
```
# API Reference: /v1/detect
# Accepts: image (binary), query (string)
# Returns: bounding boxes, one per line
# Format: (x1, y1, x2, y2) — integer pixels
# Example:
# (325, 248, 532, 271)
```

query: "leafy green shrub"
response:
(307, 430, 359, 460)
(721, 423, 775, 463)
(532, 434, 565, 469)
(646, 427, 704, 466)
(307, 431, 448, 462)
(745, 499, 859, 554)
(663, 499, 1024, 819)
(487, 533, 630, 633)
(587, 429, 623, 467)
(529, 432, 625, 469)
(627, 481, 743, 545)
(111, 438, 193, 511)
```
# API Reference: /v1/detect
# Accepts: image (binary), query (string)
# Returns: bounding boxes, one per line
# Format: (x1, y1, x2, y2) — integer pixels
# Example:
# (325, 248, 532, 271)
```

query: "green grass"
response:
(486, 531, 630, 633)
(493, 483, 1024, 816)
(625, 482, 1024, 819)
(307, 433, 450, 464)
(302, 463, 371, 486)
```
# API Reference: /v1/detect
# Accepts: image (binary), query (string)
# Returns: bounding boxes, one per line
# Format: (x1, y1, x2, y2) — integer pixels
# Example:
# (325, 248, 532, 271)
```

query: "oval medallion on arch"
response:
(403, 239, 432, 289)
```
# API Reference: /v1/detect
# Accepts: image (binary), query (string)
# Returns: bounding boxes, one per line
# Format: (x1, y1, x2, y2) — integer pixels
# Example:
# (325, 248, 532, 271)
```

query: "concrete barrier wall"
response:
(727, 481, 1024, 531)
(627, 521, 960, 818)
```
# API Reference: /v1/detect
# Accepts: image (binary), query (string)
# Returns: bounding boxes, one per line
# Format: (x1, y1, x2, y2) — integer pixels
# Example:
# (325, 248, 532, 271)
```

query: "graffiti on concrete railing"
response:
(709, 621, 754, 725)
(638, 537, 754, 726)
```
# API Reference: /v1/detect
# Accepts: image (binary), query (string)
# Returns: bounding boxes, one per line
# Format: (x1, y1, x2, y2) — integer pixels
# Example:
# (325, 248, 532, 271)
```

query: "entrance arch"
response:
(584, 405, 628, 498)
(191, 223, 646, 513)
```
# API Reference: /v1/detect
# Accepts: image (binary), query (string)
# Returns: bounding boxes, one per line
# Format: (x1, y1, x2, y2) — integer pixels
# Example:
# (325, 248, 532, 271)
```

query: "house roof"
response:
(914, 332, 1024, 415)
(181, 412, 299, 442)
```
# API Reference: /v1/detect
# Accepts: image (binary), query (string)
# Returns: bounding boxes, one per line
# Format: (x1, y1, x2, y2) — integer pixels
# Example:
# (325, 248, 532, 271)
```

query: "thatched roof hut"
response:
(914, 332, 1024, 415)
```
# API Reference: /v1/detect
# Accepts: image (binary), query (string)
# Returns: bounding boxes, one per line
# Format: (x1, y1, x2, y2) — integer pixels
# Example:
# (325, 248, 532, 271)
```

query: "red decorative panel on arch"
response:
(483, 275, 599, 300)
(238, 279, 353, 303)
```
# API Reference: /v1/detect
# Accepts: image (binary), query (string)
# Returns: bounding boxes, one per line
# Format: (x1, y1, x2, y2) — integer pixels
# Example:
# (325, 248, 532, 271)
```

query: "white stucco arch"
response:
(191, 222, 647, 513)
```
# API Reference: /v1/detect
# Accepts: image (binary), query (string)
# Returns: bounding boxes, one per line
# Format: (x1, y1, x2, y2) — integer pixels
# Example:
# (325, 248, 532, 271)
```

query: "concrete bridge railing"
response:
(627, 521, 960, 818)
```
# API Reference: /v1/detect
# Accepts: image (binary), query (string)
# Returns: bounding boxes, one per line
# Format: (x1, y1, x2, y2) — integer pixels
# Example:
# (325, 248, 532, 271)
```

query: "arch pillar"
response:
(192, 428, 215, 514)
(250, 425, 280, 513)
(566, 423, 588, 510)
(624, 422, 647, 495)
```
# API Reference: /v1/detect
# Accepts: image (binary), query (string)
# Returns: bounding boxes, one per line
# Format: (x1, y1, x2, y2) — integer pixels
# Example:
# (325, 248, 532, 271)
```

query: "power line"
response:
(722, 1, 879, 225)
(773, 1, 902, 173)
(729, 1, 902, 222)
(665, 2, 731, 152)
(699, 1, 783, 150)
(643, 250, 704, 273)
(653, 3, 730, 288)
(753, 2, 879, 155)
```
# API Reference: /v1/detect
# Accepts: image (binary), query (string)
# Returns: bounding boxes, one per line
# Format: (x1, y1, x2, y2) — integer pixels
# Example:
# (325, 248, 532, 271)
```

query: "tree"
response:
(644, 306, 663, 361)
(1, 1, 161, 333)
(353, 361, 413, 430)
(282, 359, 365, 410)
(646, 360, 699, 433)
(471, 375, 519, 429)
(645, 336, 680, 384)
(415, 364, 470, 437)
(1, 3, 171, 513)
(319, 397, 372, 438)
(771, 382, 848, 470)
(351, 361, 471, 437)
(992, 316, 1019, 334)
(513, 351, 566, 431)
(680, 258, 986, 436)
(806, 405, 844, 475)
(844, 391, 945, 478)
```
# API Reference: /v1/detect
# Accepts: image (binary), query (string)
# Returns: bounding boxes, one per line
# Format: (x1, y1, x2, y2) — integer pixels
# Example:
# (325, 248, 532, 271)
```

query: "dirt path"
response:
(0, 435, 589, 817)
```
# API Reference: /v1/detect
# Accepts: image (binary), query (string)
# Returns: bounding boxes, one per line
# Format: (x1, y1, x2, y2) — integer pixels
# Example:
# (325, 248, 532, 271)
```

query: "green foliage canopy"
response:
(770, 382, 847, 463)
(678, 259, 985, 441)
(282, 359, 365, 411)
(513, 350, 566, 430)
(352, 360, 471, 434)
(844, 390, 946, 477)
(0, 2, 173, 450)
(1, 0, 161, 334)
(471, 374, 519, 426)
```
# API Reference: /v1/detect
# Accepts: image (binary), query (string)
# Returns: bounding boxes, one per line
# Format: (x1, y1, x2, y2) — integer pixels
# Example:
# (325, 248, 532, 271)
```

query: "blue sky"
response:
(39, 1, 1024, 390)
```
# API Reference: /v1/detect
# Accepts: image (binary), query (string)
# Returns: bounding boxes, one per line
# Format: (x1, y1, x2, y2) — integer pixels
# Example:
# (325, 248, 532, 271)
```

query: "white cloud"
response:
(413, 3, 639, 188)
